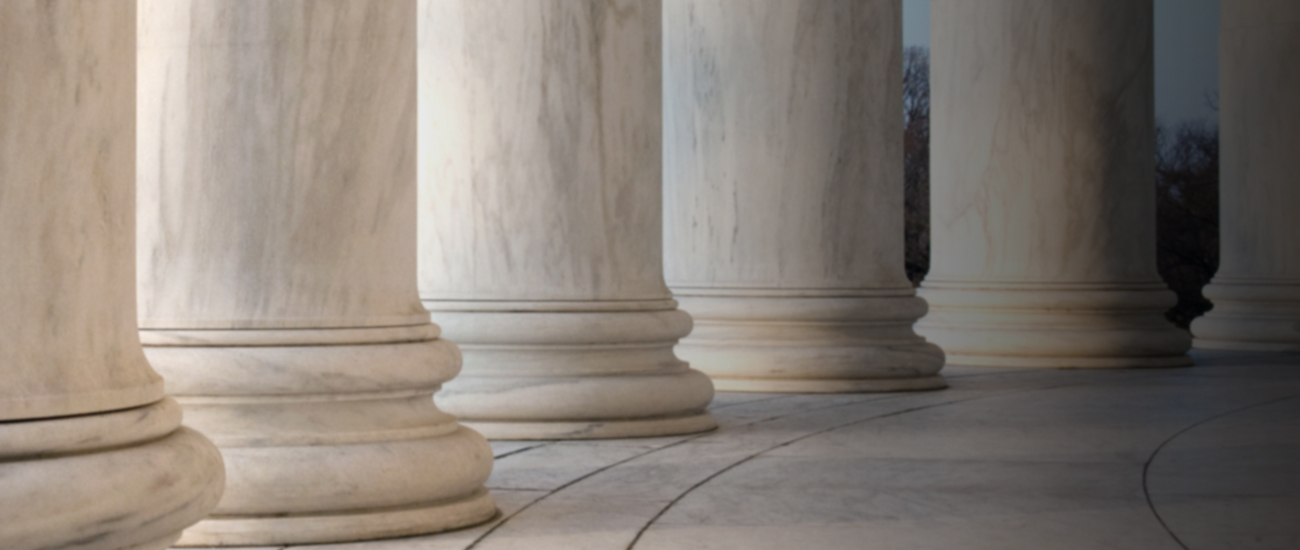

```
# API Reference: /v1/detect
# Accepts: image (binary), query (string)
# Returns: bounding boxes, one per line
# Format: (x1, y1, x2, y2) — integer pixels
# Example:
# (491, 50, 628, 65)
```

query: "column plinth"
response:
(1191, 1, 1300, 352)
(0, 2, 223, 548)
(662, 0, 946, 392)
(136, 1, 495, 545)
(670, 290, 945, 392)
(917, 0, 1191, 369)
(418, 0, 716, 439)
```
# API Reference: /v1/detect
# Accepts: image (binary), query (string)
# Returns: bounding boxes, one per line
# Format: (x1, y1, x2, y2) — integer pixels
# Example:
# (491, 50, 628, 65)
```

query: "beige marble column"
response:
(419, 0, 716, 439)
(662, 0, 945, 392)
(0, 2, 224, 549)
(917, 0, 1191, 368)
(1191, 1, 1300, 351)
(136, 1, 495, 545)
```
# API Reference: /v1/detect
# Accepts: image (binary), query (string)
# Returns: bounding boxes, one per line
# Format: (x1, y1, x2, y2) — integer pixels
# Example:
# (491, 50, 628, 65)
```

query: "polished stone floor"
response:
(214, 350, 1300, 550)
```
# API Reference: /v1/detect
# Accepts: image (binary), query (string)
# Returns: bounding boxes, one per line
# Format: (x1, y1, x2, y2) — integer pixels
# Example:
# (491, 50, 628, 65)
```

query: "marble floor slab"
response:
(183, 350, 1300, 550)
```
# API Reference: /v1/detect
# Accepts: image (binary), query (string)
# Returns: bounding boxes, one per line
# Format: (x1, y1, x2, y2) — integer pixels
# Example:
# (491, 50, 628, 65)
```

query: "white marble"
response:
(662, 0, 946, 393)
(417, 0, 715, 439)
(0, 2, 223, 547)
(260, 352, 1300, 550)
(1191, 1, 1300, 352)
(136, 1, 494, 545)
(916, 0, 1191, 368)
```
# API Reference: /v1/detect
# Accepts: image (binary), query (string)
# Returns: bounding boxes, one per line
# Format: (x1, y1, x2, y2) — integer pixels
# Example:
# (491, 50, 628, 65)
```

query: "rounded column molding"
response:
(136, 1, 495, 545)
(662, 0, 946, 392)
(418, 0, 716, 439)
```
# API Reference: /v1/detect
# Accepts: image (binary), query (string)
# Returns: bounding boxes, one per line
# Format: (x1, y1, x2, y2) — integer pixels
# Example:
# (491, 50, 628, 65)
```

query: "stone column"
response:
(0, 2, 224, 549)
(1190, 1, 1300, 351)
(418, 0, 716, 439)
(662, 0, 945, 392)
(136, 1, 495, 545)
(917, 0, 1191, 368)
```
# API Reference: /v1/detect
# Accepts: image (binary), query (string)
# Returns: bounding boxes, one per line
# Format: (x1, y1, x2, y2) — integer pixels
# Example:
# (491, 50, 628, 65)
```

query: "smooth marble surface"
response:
(662, 0, 945, 392)
(1191, 1, 1300, 351)
(209, 351, 1300, 550)
(0, 2, 223, 547)
(918, 0, 1191, 368)
(417, 0, 714, 438)
(1147, 396, 1300, 549)
(0, 0, 159, 421)
(136, 1, 494, 544)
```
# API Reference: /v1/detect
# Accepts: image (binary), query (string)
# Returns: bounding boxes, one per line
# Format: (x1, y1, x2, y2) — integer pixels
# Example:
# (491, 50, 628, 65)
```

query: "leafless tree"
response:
(1156, 120, 1219, 328)
(903, 46, 930, 286)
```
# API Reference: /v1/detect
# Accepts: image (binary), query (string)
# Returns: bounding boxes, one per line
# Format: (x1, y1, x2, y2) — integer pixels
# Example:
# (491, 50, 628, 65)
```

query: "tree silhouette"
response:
(1155, 120, 1219, 328)
(903, 46, 930, 286)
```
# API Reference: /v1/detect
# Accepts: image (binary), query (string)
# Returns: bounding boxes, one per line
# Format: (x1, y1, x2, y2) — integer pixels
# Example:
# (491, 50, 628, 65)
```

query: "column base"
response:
(142, 326, 497, 547)
(0, 399, 224, 550)
(917, 282, 1193, 369)
(426, 300, 718, 439)
(464, 411, 717, 440)
(1192, 280, 1300, 352)
(176, 488, 496, 547)
(937, 353, 1193, 369)
(124, 534, 184, 550)
(671, 290, 947, 393)
(711, 375, 948, 393)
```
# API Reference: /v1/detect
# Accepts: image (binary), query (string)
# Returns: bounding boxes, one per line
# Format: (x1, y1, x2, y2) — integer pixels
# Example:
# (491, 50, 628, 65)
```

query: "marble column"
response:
(662, 0, 946, 392)
(1190, 1, 1300, 351)
(418, 0, 716, 439)
(136, 1, 495, 545)
(916, 0, 1191, 368)
(0, 2, 224, 549)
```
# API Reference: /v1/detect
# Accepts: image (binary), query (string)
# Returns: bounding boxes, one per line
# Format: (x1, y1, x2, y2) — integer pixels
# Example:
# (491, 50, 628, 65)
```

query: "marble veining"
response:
(136, 1, 496, 544)
(664, 0, 908, 289)
(662, 0, 945, 392)
(137, 0, 427, 330)
(0, 2, 224, 548)
(0, 0, 160, 421)
(418, 0, 716, 439)
(926, 0, 1158, 285)
(917, 0, 1190, 368)
(419, 0, 668, 303)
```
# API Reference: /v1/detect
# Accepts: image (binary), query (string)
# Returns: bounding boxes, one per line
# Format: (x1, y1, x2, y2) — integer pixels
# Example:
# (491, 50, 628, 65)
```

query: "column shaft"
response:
(918, 0, 1191, 368)
(1191, 1, 1300, 351)
(662, 0, 945, 392)
(419, 0, 716, 439)
(0, 2, 223, 548)
(136, 1, 495, 545)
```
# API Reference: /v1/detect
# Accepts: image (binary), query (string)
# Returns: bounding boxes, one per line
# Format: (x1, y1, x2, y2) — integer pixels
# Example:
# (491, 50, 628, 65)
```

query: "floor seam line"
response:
(464, 392, 900, 548)
(491, 441, 556, 460)
(624, 377, 1108, 549)
(1140, 393, 1300, 550)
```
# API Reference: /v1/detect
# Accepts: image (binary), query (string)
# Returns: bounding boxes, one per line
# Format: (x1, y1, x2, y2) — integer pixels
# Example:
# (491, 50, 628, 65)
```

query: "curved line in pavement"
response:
(626, 376, 1113, 549)
(1140, 394, 1300, 550)
(463, 393, 898, 549)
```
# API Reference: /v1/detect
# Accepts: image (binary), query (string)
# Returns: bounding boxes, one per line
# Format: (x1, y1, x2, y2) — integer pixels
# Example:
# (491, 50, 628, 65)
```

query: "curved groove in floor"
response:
(466, 392, 909, 549)
(626, 374, 1126, 549)
(1144, 395, 1300, 550)
(285, 358, 1300, 550)
(626, 367, 1296, 550)
(625, 392, 1019, 549)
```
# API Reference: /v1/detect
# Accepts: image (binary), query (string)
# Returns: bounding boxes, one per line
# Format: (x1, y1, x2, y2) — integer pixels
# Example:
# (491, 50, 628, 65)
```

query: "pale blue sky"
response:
(902, 0, 1219, 126)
